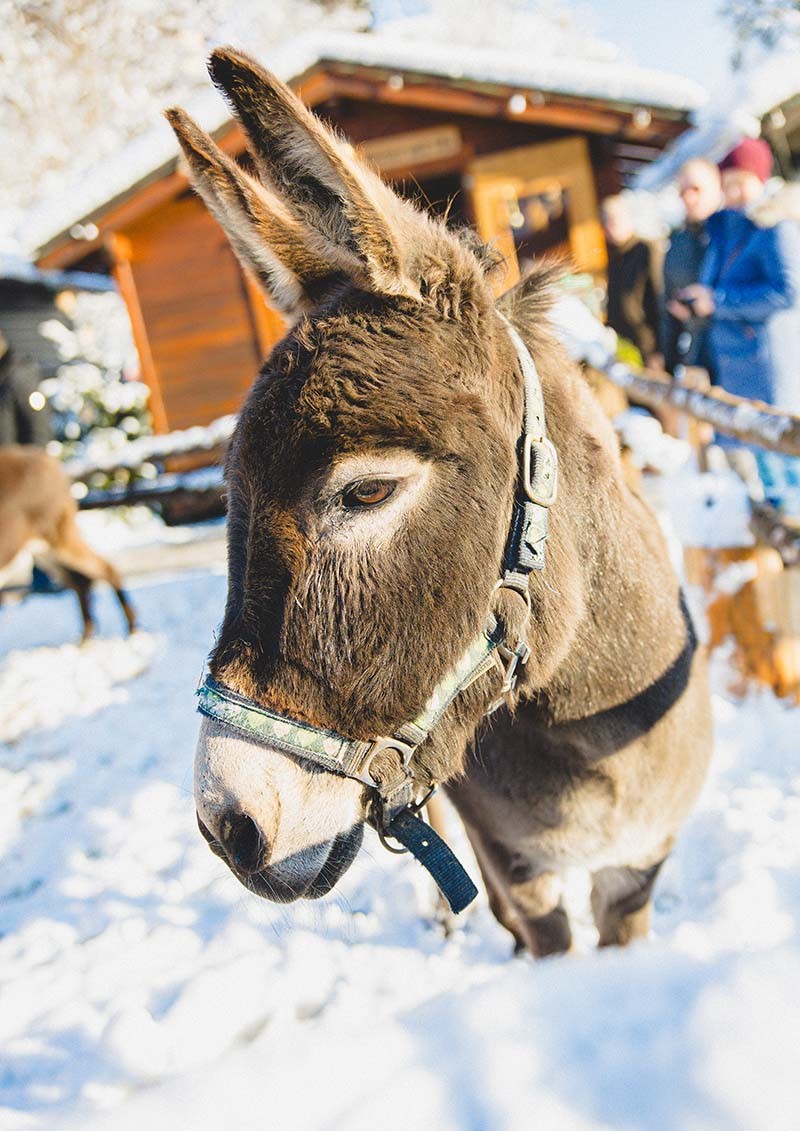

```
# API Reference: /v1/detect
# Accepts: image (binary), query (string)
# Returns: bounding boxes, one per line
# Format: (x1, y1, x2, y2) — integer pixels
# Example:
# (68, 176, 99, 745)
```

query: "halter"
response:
(196, 314, 557, 913)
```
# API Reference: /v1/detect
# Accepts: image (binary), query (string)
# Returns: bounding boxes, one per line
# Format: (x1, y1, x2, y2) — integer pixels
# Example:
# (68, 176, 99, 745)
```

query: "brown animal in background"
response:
(0, 446, 136, 640)
(169, 50, 712, 956)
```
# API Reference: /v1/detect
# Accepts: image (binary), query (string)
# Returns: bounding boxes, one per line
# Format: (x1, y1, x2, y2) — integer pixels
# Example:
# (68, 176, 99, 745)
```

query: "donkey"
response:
(168, 49, 712, 956)
(0, 446, 136, 640)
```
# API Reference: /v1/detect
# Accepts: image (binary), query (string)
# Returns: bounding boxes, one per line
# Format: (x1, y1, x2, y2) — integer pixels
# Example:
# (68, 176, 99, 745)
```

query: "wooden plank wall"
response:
(122, 193, 272, 430)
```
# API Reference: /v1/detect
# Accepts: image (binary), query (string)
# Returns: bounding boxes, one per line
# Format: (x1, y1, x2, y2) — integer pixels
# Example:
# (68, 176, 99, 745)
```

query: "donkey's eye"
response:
(342, 479, 396, 508)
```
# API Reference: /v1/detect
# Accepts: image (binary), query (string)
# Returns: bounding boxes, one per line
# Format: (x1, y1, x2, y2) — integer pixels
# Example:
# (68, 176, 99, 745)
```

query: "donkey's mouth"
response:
(199, 818, 364, 903)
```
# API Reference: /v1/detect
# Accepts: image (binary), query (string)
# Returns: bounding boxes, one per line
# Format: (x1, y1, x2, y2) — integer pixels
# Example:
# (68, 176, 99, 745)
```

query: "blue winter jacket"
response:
(700, 196, 800, 412)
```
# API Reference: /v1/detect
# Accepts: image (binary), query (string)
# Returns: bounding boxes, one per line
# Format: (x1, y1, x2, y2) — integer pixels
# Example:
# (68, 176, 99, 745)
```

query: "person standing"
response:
(680, 139, 800, 412)
(663, 159, 721, 375)
(601, 195, 664, 367)
(680, 139, 800, 508)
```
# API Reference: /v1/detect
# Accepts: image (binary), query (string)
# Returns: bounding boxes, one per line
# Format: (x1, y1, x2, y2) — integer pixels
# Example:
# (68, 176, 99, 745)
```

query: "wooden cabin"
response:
(32, 34, 702, 433)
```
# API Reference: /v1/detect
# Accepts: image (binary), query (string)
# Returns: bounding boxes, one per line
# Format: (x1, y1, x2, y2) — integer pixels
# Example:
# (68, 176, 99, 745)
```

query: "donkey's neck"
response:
(511, 334, 688, 723)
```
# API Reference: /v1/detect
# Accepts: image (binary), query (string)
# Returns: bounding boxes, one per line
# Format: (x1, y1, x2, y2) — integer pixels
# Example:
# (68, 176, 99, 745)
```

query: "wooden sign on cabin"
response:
(360, 126, 463, 176)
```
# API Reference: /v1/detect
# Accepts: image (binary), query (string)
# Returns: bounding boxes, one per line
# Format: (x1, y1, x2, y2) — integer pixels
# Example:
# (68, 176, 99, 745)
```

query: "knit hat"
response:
(719, 138, 773, 183)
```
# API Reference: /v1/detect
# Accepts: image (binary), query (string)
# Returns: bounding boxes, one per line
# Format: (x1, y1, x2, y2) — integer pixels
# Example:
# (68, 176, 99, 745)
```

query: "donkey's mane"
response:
(499, 259, 565, 338)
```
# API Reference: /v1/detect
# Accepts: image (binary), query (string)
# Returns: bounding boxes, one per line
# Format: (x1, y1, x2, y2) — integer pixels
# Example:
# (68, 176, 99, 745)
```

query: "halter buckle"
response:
(523, 436, 558, 507)
(354, 735, 415, 789)
(486, 637, 531, 715)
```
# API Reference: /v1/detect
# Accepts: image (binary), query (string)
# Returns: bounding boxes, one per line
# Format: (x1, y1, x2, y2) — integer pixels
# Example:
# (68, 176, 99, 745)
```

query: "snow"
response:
(0, 1, 367, 257)
(0, 253, 115, 293)
(648, 466, 755, 548)
(2, 475, 800, 1130)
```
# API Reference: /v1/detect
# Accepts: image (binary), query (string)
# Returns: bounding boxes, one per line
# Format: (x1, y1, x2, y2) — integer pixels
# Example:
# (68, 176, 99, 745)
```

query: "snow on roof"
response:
(635, 48, 800, 191)
(19, 29, 706, 259)
(317, 30, 707, 110)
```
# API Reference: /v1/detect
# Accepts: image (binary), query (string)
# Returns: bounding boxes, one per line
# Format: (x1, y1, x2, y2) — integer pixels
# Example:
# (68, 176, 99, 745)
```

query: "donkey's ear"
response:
(165, 107, 364, 319)
(207, 48, 421, 301)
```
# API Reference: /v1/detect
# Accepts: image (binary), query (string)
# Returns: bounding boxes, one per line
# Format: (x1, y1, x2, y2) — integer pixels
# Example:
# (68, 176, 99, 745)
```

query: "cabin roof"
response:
(25, 30, 706, 264)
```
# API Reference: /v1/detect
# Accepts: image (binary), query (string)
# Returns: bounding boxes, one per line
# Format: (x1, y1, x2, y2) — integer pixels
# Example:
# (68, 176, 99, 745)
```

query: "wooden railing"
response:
(64, 414, 237, 483)
(601, 362, 800, 457)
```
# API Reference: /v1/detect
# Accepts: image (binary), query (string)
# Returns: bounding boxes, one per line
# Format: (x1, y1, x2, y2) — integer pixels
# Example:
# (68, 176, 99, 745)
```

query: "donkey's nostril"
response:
(219, 811, 267, 875)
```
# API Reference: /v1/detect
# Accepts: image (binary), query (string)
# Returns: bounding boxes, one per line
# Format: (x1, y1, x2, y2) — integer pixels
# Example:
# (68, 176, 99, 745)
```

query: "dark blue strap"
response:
(504, 495, 548, 574)
(385, 808, 479, 914)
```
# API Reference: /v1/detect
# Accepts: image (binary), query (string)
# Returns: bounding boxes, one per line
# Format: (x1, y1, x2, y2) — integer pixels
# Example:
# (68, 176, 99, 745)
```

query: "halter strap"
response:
(197, 618, 503, 802)
(498, 314, 558, 588)
(196, 315, 556, 913)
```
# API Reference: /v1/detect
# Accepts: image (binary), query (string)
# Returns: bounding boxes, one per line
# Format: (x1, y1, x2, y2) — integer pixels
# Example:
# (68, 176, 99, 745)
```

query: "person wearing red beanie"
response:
(719, 137, 774, 210)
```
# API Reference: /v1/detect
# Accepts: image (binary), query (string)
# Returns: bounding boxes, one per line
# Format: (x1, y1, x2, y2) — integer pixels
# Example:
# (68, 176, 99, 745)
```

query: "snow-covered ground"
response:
(1, 514, 800, 1131)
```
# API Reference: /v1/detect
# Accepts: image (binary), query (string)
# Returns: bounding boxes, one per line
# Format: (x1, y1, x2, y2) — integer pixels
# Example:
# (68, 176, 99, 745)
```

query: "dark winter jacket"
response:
(699, 187, 800, 412)
(661, 222, 711, 373)
(605, 237, 663, 361)
(0, 347, 50, 447)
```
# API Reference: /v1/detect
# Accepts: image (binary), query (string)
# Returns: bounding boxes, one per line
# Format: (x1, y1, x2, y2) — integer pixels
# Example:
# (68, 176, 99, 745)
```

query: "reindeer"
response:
(0, 446, 136, 640)
(167, 50, 712, 956)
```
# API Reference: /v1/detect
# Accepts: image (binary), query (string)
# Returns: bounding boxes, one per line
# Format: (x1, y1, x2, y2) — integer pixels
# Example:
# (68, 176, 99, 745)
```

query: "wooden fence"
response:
(601, 361, 800, 701)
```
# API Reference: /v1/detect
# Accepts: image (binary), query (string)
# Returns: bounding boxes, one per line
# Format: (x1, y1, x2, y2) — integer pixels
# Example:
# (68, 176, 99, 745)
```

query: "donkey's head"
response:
(168, 49, 547, 902)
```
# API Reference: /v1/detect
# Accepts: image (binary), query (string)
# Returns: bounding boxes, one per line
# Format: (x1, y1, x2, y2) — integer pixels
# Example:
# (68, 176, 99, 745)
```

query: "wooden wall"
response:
(118, 193, 280, 431)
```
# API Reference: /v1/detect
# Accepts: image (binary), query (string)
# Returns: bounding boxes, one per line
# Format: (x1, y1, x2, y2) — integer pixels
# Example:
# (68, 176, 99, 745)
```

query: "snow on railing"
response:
(78, 465, 225, 510)
(602, 363, 800, 457)
(64, 414, 237, 482)
(551, 294, 800, 457)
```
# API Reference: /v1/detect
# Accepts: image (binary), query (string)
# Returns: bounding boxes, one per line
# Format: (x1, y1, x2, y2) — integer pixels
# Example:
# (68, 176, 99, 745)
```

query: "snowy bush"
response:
(38, 289, 152, 486)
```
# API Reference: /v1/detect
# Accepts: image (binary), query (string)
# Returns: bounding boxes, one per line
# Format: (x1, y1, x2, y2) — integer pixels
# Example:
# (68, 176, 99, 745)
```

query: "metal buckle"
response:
(523, 435, 558, 507)
(354, 735, 415, 789)
(373, 782, 438, 855)
(493, 576, 532, 614)
(486, 637, 531, 715)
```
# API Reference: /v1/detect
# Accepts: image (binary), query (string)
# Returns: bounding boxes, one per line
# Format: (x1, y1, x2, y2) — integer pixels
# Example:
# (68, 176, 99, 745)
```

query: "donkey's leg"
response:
(471, 831, 572, 956)
(0, 511, 30, 571)
(63, 568, 96, 642)
(52, 517, 136, 634)
(590, 860, 666, 948)
(508, 869, 572, 958)
(463, 823, 528, 952)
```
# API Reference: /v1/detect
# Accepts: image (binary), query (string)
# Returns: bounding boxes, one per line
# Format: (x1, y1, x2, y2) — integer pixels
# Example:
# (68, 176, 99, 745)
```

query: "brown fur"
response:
(0, 446, 136, 640)
(175, 50, 711, 953)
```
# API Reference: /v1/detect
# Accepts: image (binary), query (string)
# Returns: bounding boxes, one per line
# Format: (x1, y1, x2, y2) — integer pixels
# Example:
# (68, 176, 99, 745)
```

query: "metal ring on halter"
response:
(410, 781, 438, 815)
(371, 780, 438, 853)
(376, 823, 411, 854)
(353, 735, 415, 789)
(493, 576, 532, 614)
